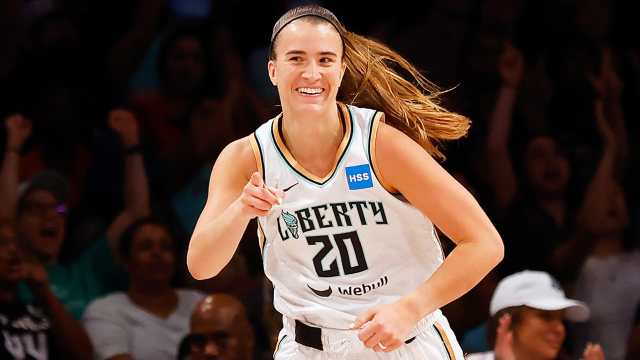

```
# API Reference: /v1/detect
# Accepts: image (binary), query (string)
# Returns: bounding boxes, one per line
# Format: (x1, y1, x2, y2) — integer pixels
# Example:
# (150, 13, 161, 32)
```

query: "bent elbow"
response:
(135, 203, 151, 219)
(189, 268, 215, 281)
(490, 233, 505, 266)
(186, 255, 220, 280)
(186, 239, 220, 281)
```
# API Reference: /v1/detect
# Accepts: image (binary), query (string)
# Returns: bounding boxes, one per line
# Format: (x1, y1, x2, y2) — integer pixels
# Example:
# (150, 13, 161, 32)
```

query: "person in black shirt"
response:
(0, 221, 91, 360)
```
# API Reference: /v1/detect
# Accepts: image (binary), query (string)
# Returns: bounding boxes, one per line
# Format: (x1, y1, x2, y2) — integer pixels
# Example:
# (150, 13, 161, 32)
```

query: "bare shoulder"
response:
(376, 121, 431, 162)
(376, 121, 426, 153)
(374, 121, 441, 193)
(213, 136, 258, 182)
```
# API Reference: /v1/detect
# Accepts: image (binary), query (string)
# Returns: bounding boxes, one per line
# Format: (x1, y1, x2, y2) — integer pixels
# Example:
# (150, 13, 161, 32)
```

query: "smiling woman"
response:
(188, 4, 504, 359)
(466, 270, 604, 360)
(83, 218, 205, 360)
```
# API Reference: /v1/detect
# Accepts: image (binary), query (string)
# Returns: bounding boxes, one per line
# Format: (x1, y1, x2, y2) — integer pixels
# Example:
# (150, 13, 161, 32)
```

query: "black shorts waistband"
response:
(294, 319, 416, 351)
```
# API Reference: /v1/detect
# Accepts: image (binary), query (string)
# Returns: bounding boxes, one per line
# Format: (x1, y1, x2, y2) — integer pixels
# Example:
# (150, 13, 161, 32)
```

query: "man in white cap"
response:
(467, 270, 605, 360)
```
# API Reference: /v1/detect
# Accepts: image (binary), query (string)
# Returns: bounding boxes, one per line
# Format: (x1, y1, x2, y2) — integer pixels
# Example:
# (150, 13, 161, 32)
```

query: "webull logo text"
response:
(337, 276, 389, 296)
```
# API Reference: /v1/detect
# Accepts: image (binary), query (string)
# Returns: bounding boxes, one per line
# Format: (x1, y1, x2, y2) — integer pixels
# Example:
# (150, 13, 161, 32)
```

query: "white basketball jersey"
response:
(251, 103, 445, 329)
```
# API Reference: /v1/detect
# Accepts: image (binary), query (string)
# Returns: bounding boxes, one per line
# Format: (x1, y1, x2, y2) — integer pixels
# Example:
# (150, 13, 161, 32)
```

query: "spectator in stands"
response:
(177, 293, 254, 360)
(467, 270, 604, 360)
(570, 91, 639, 360)
(0, 109, 150, 318)
(83, 218, 204, 360)
(0, 220, 92, 360)
(128, 26, 216, 164)
(485, 45, 615, 282)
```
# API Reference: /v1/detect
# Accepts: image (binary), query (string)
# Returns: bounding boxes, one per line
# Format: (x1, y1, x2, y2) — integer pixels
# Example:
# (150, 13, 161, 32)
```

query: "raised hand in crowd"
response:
(588, 47, 628, 167)
(188, 98, 236, 162)
(5, 114, 32, 152)
(105, 109, 150, 255)
(0, 221, 93, 360)
(0, 114, 32, 220)
(108, 108, 141, 148)
(548, 96, 619, 277)
(17, 232, 92, 360)
(486, 44, 524, 212)
(582, 343, 606, 360)
(19, 258, 94, 360)
(498, 44, 524, 89)
(493, 314, 516, 360)
(571, 89, 621, 238)
(589, 48, 622, 101)
(0, 107, 151, 321)
(107, 0, 166, 88)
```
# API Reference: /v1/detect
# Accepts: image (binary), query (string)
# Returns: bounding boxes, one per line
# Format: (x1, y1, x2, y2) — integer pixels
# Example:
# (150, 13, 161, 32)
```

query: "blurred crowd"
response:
(0, 0, 638, 359)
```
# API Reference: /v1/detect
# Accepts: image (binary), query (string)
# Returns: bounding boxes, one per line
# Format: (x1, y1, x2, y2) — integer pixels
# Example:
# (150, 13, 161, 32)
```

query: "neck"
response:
(127, 284, 178, 318)
(281, 103, 342, 161)
(592, 235, 624, 257)
(23, 248, 55, 266)
(0, 285, 17, 303)
(512, 347, 548, 360)
(128, 280, 174, 298)
(162, 85, 192, 100)
(536, 196, 566, 226)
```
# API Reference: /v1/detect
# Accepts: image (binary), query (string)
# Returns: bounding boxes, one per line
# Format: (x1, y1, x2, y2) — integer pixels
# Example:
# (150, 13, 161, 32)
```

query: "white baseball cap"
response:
(490, 270, 590, 322)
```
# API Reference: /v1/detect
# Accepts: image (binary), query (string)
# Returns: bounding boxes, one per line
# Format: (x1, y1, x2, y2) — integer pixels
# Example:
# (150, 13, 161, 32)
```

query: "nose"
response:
(149, 244, 168, 258)
(43, 207, 59, 218)
(42, 205, 65, 220)
(302, 60, 321, 81)
(5, 242, 18, 257)
(551, 319, 565, 337)
(204, 342, 220, 355)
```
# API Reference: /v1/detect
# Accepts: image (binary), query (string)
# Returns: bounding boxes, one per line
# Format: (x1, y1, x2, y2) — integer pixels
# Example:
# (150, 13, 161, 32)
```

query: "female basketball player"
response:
(187, 5, 503, 359)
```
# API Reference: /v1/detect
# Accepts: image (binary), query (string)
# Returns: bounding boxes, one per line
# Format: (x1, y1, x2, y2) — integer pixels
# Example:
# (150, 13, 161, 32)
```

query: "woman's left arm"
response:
(354, 122, 503, 351)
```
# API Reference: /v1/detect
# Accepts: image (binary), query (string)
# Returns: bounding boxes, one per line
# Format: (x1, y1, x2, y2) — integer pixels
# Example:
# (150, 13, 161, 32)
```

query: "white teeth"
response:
(297, 87, 323, 94)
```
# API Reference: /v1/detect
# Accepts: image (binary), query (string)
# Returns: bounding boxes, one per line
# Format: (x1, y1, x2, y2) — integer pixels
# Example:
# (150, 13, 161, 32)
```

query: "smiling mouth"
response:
(7, 259, 21, 269)
(296, 87, 324, 96)
(545, 337, 563, 349)
(40, 228, 58, 238)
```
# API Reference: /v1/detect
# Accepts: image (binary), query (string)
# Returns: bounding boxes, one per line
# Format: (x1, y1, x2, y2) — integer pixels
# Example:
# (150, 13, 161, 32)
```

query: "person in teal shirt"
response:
(2, 110, 150, 318)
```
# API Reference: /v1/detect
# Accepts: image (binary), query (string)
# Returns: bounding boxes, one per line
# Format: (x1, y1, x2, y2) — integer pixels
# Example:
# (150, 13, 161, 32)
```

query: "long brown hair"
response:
(270, 5, 470, 160)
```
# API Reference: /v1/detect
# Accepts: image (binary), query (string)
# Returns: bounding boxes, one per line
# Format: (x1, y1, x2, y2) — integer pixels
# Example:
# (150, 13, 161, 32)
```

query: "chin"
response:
(3, 272, 21, 284)
(293, 100, 326, 110)
(538, 182, 565, 194)
(36, 243, 61, 260)
(542, 346, 561, 360)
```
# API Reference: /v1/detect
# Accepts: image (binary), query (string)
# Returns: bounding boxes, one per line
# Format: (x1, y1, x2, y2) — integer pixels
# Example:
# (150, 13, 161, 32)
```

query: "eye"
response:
(289, 56, 302, 62)
(320, 57, 334, 64)
(162, 240, 174, 252)
(134, 239, 152, 251)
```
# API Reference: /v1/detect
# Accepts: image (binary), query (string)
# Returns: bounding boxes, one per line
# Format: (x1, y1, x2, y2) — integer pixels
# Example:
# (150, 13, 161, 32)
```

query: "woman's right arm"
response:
(486, 44, 523, 212)
(187, 136, 282, 280)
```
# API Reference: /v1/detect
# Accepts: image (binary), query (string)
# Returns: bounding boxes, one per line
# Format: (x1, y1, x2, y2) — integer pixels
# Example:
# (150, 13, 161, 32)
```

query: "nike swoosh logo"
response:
(283, 182, 299, 192)
(307, 284, 332, 297)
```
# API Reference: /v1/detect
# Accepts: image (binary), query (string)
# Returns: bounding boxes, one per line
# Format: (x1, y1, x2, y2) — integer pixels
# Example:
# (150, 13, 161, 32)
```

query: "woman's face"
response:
(0, 225, 22, 286)
(17, 190, 66, 264)
(596, 182, 629, 236)
(513, 309, 566, 360)
(268, 19, 345, 115)
(524, 136, 570, 195)
(165, 36, 206, 95)
(127, 224, 175, 285)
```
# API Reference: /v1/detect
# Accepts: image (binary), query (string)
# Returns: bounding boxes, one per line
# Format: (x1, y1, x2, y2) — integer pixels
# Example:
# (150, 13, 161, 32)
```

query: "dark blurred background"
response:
(0, 0, 638, 359)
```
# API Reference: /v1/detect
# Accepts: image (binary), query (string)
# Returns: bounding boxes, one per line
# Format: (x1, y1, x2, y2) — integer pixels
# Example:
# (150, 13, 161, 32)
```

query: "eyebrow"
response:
(284, 50, 338, 57)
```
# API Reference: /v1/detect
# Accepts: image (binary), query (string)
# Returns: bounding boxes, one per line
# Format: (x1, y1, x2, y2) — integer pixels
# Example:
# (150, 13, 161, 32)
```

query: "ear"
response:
(339, 61, 347, 85)
(268, 60, 277, 86)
